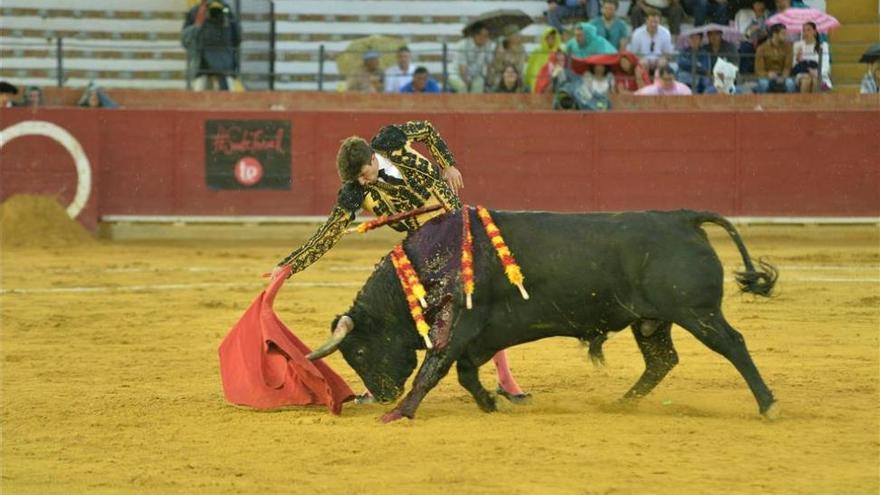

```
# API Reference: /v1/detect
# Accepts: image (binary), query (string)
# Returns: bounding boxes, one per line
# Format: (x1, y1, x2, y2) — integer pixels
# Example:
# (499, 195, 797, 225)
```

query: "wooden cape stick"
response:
(346, 204, 445, 234)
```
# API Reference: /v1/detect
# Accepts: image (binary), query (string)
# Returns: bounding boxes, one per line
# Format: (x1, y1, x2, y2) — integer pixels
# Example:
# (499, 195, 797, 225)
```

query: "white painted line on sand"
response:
(3, 275, 878, 297)
(0, 281, 364, 295)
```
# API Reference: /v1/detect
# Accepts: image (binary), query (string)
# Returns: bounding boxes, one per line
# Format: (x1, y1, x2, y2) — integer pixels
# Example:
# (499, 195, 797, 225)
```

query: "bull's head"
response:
(306, 259, 423, 402)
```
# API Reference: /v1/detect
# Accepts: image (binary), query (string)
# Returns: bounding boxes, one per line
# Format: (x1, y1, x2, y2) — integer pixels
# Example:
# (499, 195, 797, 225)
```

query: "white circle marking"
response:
(0, 120, 92, 219)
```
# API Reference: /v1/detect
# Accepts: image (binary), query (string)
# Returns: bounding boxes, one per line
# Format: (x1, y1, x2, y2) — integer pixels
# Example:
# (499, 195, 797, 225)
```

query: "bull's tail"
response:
(690, 211, 778, 297)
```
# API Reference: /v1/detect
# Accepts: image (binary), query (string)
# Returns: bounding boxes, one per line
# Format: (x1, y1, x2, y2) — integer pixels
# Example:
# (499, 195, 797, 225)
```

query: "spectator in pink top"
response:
(635, 66, 693, 94)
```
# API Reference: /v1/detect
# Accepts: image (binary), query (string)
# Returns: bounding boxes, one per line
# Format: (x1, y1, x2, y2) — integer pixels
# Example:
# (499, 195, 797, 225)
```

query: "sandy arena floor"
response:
(1, 224, 878, 494)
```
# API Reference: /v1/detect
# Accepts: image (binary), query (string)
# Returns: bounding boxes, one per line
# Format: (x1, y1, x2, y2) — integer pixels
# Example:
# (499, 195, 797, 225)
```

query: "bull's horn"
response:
(306, 315, 354, 361)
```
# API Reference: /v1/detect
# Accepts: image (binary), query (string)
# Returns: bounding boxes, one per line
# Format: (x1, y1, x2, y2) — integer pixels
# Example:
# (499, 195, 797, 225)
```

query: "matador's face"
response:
(356, 154, 380, 186)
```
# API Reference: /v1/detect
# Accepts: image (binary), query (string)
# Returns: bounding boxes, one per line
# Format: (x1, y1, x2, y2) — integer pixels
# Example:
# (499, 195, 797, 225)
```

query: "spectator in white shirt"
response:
(384, 46, 415, 93)
(628, 9, 675, 70)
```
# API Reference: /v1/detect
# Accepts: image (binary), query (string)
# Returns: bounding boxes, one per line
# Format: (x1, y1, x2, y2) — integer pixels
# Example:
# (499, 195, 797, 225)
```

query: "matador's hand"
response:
(442, 166, 464, 195)
(269, 265, 292, 282)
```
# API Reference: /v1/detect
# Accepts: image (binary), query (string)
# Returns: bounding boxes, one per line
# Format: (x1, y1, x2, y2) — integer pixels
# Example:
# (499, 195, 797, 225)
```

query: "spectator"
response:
(546, 0, 599, 33)
(755, 23, 795, 93)
(181, 0, 242, 91)
(0, 81, 18, 108)
(488, 26, 528, 89)
(565, 22, 617, 58)
(525, 28, 561, 92)
(384, 46, 414, 93)
(677, 32, 712, 93)
(706, 28, 740, 69)
(735, 0, 772, 74)
(77, 83, 118, 108)
(347, 51, 385, 93)
(774, 0, 807, 12)
(493, 64, 527, 93)
(635, 65, 693, 94)
(590, 0, 631, 51)
(628, 9, 676, 70)
(580, 61, 616, 98)
(861, 62, 880, 94)
(449, 22, 494, 93)
(21, 86, 42, 107)
(629, 0, 685, 35)
(614, 52, 651, 92)
(400, 66, 442, 93)
(792, 22, 831, 92)
(534, 50, 568, 94)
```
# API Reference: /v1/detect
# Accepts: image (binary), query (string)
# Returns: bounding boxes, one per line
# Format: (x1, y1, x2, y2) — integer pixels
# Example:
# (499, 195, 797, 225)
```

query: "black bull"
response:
(307, 209, 779, 421)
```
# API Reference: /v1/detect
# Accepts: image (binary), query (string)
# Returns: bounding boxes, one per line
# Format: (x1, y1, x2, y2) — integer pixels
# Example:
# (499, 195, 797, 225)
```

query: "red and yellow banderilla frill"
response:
(460, 206, 475, 309)
(391, 245, 433, 349)
(476, 206, 529, 301)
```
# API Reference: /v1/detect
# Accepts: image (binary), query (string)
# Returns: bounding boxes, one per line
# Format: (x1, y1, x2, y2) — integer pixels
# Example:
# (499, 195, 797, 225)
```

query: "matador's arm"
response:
(372, 120, 457, 170)
(276, 182, 364, 274)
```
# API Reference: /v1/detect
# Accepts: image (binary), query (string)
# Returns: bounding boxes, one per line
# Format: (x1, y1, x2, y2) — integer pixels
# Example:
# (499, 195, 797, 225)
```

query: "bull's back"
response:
(472, 210, 723, 342)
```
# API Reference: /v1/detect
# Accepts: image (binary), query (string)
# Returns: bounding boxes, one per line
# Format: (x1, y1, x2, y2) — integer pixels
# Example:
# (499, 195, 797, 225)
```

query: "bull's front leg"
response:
(381, 351, 455, 423)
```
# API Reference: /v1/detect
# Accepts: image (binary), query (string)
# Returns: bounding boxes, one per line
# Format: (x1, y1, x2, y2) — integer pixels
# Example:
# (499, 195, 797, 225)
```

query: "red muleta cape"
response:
(218, 266, 354, 414)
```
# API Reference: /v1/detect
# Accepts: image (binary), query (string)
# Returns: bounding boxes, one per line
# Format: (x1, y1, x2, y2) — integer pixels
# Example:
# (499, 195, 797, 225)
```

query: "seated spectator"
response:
(534, 50, 568, 94)
(565, 23, 617, 58)
(22, 86, 42, 107)
(774, 0, 808, 12)
(181, 0, 242, 91)
(400, 66, 442, 93)
(0, 81, 18, 108)
(861, 62, 880, 94)
(628, 9, 676, 71)
(677, 33, 712, 93)
(792, 22, 831, 92)
(346, 50, 385, 93)
(755, 23, 796, 93)
(635, 65, 693, 94)
(493, 64, 528, 93)
(735, 0, 772, 74)
(546, 0, 598, 33)
(706, 28, 740, 70)
(525, 28, 561, 92)
(449, 22, 493, 93)
(78, 83, 118, 108)
(614, 52, 651, 92)
(489, 26, 528, 89)
(384, 46, 414, 93)
(580, 61, 616, 98)
(629, 0, 685, 35)
(590, 0, 631, 51)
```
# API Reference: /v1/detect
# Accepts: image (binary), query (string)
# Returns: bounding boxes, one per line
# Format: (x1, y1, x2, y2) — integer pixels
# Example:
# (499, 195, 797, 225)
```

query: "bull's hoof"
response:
(475, 392, 498, 413)
(496, 386, 532, 405)
(761, 401, 781, 421)
(380, 410, 408, 424)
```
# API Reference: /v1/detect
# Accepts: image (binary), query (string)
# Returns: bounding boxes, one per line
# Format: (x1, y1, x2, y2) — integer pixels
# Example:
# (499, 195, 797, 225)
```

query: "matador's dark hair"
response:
(336, 136, 373, 182)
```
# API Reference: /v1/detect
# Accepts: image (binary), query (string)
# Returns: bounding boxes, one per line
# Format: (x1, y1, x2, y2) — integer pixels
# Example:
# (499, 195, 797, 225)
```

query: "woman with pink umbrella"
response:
(792, 21, 831, 92)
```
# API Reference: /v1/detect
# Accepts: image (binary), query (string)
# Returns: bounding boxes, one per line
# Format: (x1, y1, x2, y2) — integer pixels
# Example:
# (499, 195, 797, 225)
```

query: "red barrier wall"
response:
(2, 108, 878, 226)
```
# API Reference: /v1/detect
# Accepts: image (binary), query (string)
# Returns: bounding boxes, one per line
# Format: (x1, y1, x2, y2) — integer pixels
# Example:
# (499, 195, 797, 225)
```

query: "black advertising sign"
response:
(205, 120, 291, 190)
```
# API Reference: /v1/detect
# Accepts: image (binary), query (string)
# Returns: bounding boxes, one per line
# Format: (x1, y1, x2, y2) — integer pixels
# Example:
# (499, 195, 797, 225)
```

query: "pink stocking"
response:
(493, 350, 524, 395)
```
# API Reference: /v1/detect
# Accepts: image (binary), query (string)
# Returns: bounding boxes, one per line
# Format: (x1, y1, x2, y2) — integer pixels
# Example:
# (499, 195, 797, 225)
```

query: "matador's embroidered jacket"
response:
(277, 120, 461, 274)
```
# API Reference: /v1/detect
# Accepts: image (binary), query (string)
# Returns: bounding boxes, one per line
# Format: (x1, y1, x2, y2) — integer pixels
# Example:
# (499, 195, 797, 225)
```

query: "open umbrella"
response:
(462, 9, 532, 38)
(334, 35, 406, 77)
(677, 23, 743, 49)
(859, 43, 880, 64)
(766, 8, 840, 34)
